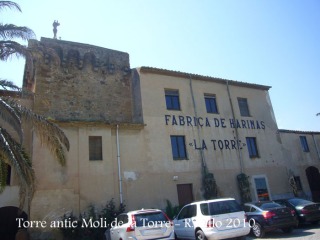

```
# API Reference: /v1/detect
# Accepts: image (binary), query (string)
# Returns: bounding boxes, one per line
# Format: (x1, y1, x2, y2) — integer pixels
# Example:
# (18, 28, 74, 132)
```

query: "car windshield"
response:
(256, 202, 281, 210)
(288, 198, 313, 206)
(134, 212, 168, 227)
(201, 200, 242, 215)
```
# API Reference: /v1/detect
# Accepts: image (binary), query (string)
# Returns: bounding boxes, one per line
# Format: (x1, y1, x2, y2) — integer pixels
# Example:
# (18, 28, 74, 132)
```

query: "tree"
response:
(0, 1, 35, 61)
(0, 1, 69, 213)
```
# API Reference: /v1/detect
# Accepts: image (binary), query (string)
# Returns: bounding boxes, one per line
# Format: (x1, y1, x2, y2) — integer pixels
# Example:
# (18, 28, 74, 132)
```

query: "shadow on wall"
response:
(0, 206, 29, 240)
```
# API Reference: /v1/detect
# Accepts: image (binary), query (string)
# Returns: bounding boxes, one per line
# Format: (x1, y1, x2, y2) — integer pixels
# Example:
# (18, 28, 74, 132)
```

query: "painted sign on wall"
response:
(165, 114, 265, 129)
(165, 114, 265, 151)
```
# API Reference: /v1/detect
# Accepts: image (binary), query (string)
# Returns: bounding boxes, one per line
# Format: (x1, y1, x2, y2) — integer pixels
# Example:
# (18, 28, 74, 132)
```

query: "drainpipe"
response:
(312, 134, 320, 160)
(226, 80, 244, 173)
(189, 75, 207, 173)
(116, 124, 123, 204)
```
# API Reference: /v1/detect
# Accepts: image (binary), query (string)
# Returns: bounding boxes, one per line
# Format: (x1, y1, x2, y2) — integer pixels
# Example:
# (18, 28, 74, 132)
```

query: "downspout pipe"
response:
(189, 75, 207, 173)
(116, 124, 123, 205)
(226, 80, 244, 173)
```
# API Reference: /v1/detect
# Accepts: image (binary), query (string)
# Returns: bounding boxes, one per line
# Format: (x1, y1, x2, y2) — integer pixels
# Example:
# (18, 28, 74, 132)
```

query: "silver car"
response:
(105, 208, 175, 240)
(174, 198, 250, 240)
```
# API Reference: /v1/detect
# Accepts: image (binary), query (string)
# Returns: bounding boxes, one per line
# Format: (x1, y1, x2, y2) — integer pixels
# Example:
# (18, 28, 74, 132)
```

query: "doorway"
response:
(177, 184, 194, 206)
(306, 166, 320, 202)
(252, 175, 271, 201)
(0, 206, 28, 240)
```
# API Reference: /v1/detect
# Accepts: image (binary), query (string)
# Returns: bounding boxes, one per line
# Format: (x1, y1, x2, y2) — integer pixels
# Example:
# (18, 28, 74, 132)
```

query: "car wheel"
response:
(282, 227, 293, 233)
(252, 222, 265, 238)
(195, 229, 207, 240)
(174, 233, 179, 240)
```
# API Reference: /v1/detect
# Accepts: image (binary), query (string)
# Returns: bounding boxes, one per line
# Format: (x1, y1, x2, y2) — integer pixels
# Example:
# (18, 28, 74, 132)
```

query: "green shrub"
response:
(165, 199, 181, 219)
(59, 199, 125, 240)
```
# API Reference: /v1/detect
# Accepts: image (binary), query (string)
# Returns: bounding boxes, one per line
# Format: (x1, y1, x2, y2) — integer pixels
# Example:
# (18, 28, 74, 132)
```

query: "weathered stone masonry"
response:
(25, 37, 134, 123)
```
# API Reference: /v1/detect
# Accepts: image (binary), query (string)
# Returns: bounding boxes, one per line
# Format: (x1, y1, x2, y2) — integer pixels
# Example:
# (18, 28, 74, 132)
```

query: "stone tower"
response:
(24, 37, 139, 124)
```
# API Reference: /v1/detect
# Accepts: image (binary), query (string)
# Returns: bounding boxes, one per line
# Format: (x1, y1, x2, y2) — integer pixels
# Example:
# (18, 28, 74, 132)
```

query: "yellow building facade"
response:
(1, 38, 320, 239)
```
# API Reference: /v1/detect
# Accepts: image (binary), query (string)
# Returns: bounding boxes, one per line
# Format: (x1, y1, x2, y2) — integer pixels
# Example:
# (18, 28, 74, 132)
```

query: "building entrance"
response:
(306, 166, 320, 202)
(0, 206, 28, 240)
(177, 184, 194, 206)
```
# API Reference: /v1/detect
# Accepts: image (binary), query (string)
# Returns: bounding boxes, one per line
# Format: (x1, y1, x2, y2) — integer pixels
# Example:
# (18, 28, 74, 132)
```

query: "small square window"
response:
(299, 136, 309, 152)
(170, 135, 187, 160)
(246, 137, 259, 158)
(165, 90, 180, 110)
(89, 136, 103, 160)
(238, 98, 250, 117)
(204, 94, 218, 114)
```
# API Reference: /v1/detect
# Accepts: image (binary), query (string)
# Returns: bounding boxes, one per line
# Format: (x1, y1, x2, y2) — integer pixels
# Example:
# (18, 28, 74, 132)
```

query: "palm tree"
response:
(0, 1, 69, 213)
(0, 1, 35, 60)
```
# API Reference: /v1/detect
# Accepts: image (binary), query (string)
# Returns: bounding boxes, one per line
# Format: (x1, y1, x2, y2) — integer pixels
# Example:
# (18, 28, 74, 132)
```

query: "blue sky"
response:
(1, 0, 320, 131)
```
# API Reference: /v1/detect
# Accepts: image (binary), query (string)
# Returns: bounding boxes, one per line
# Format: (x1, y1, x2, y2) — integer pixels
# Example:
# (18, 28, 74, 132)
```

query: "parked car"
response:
(243, 201, 298, 238)
(173, 198, 250, 240)
(105, 208, 174, 240)
(274, 198, 320, 224)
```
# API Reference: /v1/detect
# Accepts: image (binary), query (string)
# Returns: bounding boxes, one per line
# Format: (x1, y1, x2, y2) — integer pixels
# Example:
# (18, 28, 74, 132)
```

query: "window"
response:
(299, 136, 310, 152)
(177, 205, 197, 220)
(246, 206, 258, 213)
(89, 136, 103, 160)
(170, 135, 187, 160)
(135, 212, 168, 227)
(238, 97, 250, 117)
(201, 200, 242, 215)
(165, 90, 180, 110)
(204, 94, 218, 113)
(253, 176, 270, 201)
(117, 214, 129, 226)
(246, 137, 259, 158)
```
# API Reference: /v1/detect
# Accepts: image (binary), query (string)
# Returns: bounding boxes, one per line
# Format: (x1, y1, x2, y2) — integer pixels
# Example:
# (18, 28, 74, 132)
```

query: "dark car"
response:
(274, 198, 320, 224)
(243, 201, 298, 238)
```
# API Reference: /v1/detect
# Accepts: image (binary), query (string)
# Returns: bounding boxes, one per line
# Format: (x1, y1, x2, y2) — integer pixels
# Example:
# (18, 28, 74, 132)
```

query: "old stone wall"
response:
(26, 38, 134, 123)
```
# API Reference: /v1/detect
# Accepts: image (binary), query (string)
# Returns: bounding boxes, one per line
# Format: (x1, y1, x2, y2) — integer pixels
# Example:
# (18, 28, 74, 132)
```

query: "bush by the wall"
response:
(59, 199, 125, 240)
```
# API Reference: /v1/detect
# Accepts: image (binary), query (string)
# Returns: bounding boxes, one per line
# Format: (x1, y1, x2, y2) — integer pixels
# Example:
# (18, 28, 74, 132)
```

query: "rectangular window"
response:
(246, 137, 259, 158)
(165, 90, 180, 110)
(170, 135, 187, 160)
(238, 97, 250, 117)
(204, 94, 218, 113)
(299, 136, 310, 152)
(89, 136, 103, 160)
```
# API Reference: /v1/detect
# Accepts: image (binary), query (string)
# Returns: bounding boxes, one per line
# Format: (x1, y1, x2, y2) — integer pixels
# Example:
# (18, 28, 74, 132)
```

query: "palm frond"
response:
(0, 1, 21, 12)
(0, 97, 23, 143)
(0, 159, 8, 193)
(0, 24, 35, 40)
(0, 79, 21, 90)
(0, 40, 30, 61)
(6, 98, 70, 164)
(0, 127, 35, 209)
(32, 119, 69, 166)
